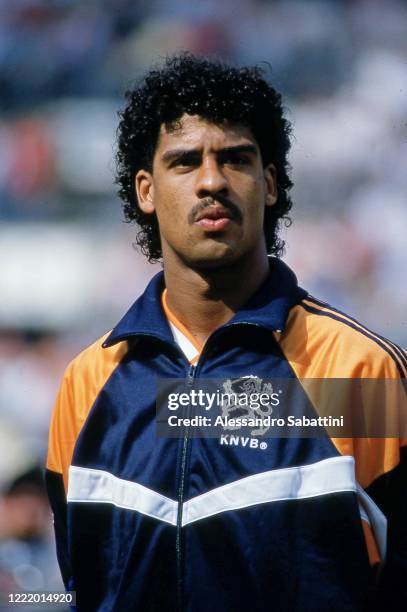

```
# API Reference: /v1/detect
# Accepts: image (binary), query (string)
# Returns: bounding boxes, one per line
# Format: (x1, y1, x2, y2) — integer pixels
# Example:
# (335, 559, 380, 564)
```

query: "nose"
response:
(195, 156, 228, 198)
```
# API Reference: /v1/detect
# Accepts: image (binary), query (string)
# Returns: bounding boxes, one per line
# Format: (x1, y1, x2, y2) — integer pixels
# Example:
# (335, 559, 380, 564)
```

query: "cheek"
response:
(153, 186, 192, 242)
(236, 173, 264, 200)
(242, 181, 266, 217)
(241, 187, 267, 238)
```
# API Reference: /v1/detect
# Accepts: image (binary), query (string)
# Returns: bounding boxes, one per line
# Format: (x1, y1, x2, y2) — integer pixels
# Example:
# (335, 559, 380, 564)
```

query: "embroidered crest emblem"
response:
(220, 375, 274, 436)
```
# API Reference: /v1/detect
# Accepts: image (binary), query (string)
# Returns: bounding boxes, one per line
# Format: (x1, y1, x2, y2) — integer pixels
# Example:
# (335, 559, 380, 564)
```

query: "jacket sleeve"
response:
(45, 467, 72, 588)
(367, 441, 407, 610)
(45, 333, 121, 594)
(45, 365, 78, 590)
(369, 346, 407, 609)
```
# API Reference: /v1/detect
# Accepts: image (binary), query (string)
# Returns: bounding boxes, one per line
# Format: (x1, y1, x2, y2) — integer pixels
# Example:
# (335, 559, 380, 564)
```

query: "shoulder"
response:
(46, 333, 128, 480)
(64, 332, 128, 397)
(279, 294, 406, 379)
(54, 331, 129, 441)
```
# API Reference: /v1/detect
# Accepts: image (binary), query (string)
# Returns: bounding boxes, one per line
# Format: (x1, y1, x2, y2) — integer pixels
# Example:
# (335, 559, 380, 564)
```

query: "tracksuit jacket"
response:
(46, 258, 407, 611)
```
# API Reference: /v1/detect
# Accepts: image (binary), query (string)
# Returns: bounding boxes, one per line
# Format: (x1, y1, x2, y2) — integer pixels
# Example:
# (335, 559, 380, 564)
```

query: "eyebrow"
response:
(161, 144, 258, 164)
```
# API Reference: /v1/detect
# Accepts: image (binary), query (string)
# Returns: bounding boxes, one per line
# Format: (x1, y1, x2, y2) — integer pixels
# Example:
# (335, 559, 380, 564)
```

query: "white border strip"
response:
(182, 456, 356, 526)
(67, 457, 386, 561)
(357, 484, 387, 561)
(68, 465, 178, 526)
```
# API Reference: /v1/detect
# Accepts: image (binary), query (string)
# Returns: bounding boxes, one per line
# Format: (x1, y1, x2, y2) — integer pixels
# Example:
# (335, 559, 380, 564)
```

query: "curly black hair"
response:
(116, 53, 293, 262)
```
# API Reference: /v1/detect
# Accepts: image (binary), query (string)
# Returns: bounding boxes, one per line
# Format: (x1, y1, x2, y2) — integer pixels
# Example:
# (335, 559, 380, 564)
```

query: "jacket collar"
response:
(223, 257, 306, 333)
(103, 258, 306, 348)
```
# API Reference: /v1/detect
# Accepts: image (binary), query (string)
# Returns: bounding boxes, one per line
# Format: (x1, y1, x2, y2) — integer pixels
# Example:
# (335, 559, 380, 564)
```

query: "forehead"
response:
(155, 113, 259, 152)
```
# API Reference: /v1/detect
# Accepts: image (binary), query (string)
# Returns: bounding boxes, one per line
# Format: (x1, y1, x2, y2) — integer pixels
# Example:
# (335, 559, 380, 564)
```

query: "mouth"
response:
(194, 205, 234, 232)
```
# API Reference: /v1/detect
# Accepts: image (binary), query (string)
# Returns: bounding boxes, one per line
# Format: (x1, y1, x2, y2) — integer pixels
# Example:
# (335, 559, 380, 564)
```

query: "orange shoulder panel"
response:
(46, 333, 128, 492)
(276, 301, 406, 488)
(277, 300, 406, 379)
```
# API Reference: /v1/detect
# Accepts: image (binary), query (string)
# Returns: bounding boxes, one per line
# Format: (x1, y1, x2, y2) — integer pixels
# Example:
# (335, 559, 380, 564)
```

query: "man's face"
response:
(136, 114, 277, 269)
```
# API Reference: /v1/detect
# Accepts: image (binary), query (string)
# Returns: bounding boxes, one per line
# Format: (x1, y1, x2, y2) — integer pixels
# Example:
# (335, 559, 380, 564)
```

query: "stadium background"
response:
(0, 0, 406, 605)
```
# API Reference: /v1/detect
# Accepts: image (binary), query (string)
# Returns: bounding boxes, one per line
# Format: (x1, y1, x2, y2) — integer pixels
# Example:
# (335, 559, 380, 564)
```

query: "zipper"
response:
(176, 363, 196, 612)
(174, 323, 274, 610)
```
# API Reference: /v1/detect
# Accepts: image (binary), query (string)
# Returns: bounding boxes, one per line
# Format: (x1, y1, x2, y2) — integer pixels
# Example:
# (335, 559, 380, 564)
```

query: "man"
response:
(46, 54, 406, 611)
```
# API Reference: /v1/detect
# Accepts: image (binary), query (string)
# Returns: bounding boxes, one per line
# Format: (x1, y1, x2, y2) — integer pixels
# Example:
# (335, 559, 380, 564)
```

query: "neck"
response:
(163, 249, 270, 347)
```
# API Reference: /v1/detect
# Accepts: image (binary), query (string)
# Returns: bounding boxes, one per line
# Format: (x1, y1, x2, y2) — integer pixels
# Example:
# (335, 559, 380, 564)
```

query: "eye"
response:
(171, 153, 200, 168)
(220, 152, 251, 166)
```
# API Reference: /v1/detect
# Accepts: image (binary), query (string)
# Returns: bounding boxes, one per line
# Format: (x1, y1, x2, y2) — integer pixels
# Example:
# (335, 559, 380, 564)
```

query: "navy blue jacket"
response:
(46, 259, 407, 611)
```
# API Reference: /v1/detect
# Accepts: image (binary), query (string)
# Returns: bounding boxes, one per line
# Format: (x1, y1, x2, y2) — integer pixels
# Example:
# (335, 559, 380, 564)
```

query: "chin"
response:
(182, 244, 242, 271)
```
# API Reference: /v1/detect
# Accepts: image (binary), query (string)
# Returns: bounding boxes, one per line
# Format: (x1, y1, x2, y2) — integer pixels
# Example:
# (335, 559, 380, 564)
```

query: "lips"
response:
(195, 206, 233, 222)
(194, 206, 234, 232)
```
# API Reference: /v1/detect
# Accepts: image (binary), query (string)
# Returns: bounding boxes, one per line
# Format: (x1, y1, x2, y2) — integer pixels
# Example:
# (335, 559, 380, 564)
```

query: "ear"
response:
(135, 170, 155, 214)
(264, 164, 277, 207)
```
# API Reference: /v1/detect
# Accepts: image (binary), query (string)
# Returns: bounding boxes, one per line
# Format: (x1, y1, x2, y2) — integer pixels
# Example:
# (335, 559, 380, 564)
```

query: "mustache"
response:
(188, 195, 242, 224)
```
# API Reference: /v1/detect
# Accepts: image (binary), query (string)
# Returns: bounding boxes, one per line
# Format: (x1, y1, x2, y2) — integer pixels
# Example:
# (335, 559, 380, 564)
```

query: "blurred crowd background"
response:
(1, 0, 406, 604)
